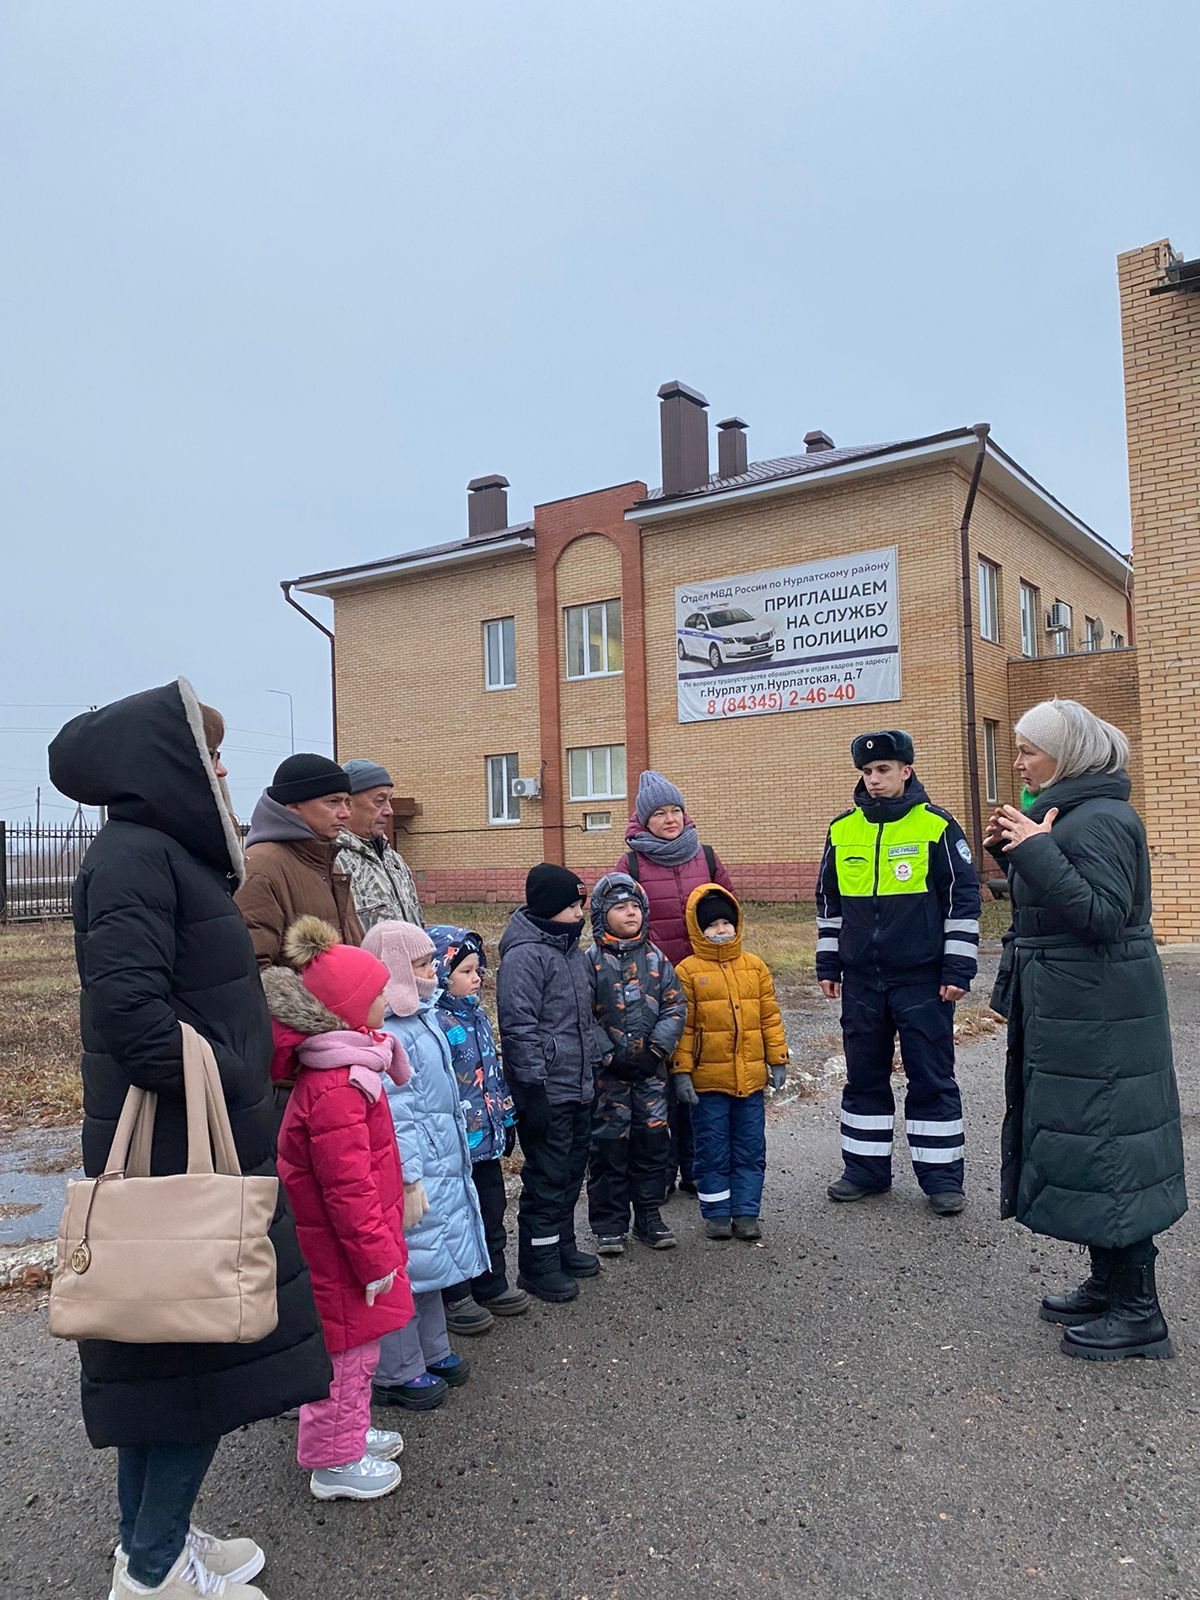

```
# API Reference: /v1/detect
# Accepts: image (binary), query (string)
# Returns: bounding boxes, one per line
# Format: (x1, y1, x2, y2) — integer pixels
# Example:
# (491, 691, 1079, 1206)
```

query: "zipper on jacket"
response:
(871, 820, 884, 976)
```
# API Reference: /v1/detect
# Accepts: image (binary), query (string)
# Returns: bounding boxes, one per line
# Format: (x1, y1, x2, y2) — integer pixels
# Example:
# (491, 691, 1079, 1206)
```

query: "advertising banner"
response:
(675, 546, 900, 724)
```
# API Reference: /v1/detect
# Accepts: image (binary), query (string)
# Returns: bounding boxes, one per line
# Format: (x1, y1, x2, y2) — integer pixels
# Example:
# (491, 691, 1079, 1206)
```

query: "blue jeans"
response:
(117, 1440, 220, 1586)
(691, 1090, 767, 1218)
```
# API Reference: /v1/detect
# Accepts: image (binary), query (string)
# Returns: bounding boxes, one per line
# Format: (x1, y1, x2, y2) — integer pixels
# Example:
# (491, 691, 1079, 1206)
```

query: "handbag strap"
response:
(103, 1085, 152, 1176)
(181, 1023, 244, 1178)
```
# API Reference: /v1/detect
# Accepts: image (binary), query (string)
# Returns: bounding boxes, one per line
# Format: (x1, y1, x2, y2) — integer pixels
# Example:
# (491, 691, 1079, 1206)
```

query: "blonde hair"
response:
(1014, 698, 1129, 784)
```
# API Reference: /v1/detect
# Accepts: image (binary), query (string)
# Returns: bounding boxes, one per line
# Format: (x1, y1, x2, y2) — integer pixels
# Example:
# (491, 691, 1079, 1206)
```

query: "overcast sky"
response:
(2, 1, 1196, 824)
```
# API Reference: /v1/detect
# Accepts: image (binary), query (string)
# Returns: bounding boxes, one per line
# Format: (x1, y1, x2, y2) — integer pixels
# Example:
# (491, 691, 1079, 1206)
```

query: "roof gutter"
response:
(291, 532, 535, 597)
(281, 582, 338, 760)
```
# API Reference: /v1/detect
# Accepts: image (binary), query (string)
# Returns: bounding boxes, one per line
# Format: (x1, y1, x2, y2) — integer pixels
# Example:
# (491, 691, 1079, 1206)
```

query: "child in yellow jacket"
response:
(674, 885, 789, 1241)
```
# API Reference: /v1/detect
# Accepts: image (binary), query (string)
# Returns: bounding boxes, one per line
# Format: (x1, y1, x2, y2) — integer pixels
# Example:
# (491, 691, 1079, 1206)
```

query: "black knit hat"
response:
(696, 889, 738, 932)
(525, 863, 587, 920)
(268, 753, 352, 806)
(851, 729, 915, 769)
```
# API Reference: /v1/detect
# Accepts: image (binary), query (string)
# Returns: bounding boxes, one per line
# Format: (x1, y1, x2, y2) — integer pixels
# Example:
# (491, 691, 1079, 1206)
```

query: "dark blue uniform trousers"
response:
(691, 1089, 767, 1218)
(838, 973, 964, 1194)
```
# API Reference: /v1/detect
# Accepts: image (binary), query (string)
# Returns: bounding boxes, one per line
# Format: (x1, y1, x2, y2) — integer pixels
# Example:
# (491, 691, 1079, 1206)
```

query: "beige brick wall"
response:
(333, 550, 544, 885)
(968, 475, 1132, 815)
(553, 534, 631, 874)
(1119, 240, 1200, 941)
(638, 462, 1124, 865)
(1007, 649, 1142, 804)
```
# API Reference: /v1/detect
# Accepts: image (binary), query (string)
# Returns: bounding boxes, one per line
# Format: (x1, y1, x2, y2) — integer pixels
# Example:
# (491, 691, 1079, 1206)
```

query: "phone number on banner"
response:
(704, 682, 858, 718)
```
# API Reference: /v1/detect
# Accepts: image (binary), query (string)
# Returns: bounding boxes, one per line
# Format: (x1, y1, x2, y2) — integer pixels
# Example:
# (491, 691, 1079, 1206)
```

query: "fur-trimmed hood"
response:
(262, 964, 348, 1036)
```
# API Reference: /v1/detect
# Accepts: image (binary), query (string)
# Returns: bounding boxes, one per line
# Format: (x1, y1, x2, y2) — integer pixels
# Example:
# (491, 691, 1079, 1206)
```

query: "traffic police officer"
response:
(815, 730, 980, 1215)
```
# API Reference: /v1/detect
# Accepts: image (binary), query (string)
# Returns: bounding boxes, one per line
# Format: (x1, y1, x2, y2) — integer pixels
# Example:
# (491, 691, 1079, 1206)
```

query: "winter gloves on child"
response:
(607, 1048, 668, 1082)
(402, 1181, 430, 1231)
(365, 1271, 396, 1307)
(512, 1080, 553, 1138)
(769, 1063, 788, 1091)
(674, 1074, 699, 1106)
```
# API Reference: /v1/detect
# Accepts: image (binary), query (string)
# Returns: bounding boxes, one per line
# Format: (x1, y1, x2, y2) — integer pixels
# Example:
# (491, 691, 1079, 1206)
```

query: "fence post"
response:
(0, 820, 6, 923)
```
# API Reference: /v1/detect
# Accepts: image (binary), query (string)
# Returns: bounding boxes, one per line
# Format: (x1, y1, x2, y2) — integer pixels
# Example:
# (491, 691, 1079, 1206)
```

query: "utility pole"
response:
(268, 689, 295, 754)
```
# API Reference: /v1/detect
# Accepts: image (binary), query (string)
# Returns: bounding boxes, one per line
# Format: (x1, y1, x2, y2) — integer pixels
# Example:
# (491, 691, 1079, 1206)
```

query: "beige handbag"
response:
(49, 1023, 279, 1345)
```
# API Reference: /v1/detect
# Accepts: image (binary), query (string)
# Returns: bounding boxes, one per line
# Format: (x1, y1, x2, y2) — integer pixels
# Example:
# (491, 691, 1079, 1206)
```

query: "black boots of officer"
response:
(1042, 1240, 1173, 1361)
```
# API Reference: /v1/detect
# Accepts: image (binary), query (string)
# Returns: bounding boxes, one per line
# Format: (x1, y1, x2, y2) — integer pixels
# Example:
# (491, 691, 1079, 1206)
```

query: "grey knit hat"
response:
(342, 758, 393, 794)
(635, 770, 685, 825)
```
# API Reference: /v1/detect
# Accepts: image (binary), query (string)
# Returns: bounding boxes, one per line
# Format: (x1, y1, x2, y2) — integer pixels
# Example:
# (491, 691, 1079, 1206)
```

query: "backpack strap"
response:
(624, 850, 640, 884)
(703, 843, 716, 878)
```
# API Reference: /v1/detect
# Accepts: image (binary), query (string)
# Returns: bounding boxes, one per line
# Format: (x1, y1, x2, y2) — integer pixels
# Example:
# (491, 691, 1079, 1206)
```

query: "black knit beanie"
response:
(696, 889, 738, 933)
(525, 863, 587, 920)
(268, 753, 352, 806)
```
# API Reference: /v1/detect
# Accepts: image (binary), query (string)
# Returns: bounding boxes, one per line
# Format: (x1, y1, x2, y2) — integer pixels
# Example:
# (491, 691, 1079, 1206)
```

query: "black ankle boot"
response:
(559, 1237, 600, 1277)
(1060, 1251, 1173, 1361)
(1040, 1247, 1114, 1326)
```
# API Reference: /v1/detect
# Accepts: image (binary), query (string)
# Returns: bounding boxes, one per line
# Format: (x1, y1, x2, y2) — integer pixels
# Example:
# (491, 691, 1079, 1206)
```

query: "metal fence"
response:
(0, 821, 98, 922)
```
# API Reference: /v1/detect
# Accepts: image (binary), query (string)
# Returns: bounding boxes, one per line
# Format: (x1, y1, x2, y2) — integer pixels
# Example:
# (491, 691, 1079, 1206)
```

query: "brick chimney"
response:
(467, 475, 510, 538)
(658, 381, 710, 495)
(717, 417, 749, 479)
(804, 430, 835, 454)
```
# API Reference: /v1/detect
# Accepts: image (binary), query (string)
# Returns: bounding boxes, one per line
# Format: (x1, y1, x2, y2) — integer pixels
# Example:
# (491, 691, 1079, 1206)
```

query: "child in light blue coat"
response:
(361, 920, 489, 1412)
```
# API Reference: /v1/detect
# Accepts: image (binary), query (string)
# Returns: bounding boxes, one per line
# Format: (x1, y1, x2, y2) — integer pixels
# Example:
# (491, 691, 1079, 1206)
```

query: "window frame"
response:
(977, 558, 1001, 645)
(567, 743, 627, 802)
(564, 599, 623, 680)
(1019, 582, 1039, 659)
(1111, 630, 1126, 650)
(482, 616, 516, 691)
(1083, 616, 1103, 653)
(983, 719, 999, 805)
(485, 753, 520, 826)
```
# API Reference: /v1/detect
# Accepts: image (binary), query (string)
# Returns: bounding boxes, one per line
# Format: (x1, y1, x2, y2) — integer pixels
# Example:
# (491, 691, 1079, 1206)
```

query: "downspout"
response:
(958, 423, 991, 868)
(280, 582, 338, 760)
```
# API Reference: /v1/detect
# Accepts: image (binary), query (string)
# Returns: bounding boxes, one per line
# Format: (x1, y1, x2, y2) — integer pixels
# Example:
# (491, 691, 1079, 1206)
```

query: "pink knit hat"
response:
(282, 917, 390, 1032)
(361, 919, 436, 1018)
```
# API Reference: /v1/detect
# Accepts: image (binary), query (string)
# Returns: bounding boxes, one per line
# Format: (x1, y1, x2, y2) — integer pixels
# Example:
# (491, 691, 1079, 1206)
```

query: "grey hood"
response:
(245, 792, 322, 848)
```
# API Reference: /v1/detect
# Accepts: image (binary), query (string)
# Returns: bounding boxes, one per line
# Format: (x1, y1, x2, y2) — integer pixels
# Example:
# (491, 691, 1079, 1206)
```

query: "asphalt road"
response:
(3, 966, 1199, 1600)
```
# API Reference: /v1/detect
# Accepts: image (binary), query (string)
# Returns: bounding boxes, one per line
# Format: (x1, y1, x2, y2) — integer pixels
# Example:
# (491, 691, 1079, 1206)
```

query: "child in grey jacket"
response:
(496, 863, 601, 1305)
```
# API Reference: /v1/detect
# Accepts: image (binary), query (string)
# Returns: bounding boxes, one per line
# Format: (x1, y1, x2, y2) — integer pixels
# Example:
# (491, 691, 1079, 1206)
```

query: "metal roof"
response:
(291, 522, 534, 594)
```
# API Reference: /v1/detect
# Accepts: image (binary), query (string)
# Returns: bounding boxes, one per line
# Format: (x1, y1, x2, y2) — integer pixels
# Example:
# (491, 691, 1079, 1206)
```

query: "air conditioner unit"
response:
(510, 776, 542, 800)
(1046, 601, 1072, 632)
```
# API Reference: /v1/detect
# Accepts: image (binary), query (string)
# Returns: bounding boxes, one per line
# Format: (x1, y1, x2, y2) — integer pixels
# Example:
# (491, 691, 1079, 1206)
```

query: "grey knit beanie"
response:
(342, 758, 393, 794)
(1014, 702, 1069, 763)
(1015, 699, 1130, 784)
(635, 770, 686, 825)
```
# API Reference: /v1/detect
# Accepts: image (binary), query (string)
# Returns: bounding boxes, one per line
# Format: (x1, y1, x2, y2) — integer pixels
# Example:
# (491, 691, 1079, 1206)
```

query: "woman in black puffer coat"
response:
(49, 680, 330, 1598)
(989, 698, 1186, 1363)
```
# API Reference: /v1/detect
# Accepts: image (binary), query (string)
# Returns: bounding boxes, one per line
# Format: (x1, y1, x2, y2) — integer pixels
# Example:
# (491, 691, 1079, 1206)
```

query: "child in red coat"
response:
(267, 916, 414, 1503)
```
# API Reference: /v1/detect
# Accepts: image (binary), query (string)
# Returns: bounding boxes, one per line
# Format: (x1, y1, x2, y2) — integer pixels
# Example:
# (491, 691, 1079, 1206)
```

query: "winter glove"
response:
(402, 1181, 430, 1232)
(674, 1073, 699, 1107)
(634, 1048, 667, 1080)
(768, 1063, 788, 1092)
(365, 1270, 396, 1307)
(503, 1122, 517, 1159)
(513, 1081, 553, 1141)
(606, 1053, 640, 1083)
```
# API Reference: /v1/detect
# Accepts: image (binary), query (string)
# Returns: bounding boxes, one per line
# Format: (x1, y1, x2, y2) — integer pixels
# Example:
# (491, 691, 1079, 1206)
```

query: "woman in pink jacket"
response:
(618, 771, 735, 1195)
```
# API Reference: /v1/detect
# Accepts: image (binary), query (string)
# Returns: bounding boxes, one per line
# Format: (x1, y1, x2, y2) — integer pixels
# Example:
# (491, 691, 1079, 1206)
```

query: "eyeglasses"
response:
(208, 750, 222, 764)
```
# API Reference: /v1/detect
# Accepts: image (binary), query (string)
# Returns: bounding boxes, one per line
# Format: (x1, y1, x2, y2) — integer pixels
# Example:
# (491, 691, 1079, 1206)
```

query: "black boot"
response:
(559, 1234, 600, 1277)
(516, 1241, 579, 1304)
(1040, 1247, 1114, 1326)
(633, 1209, 677, 1250)
(1060, 1247, 1173, 1361)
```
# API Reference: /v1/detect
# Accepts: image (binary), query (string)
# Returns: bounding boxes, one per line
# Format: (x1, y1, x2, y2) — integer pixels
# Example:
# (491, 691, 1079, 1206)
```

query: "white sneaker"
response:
(364, 1427, 404, 1461)
(114, 1528, 265, 1588)
(112, 1544, 268, 1597)
(309, 1453, 402, 1501)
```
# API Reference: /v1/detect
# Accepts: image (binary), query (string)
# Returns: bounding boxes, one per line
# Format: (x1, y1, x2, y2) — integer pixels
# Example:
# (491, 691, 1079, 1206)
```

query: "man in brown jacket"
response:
(235, 753, 364, 969)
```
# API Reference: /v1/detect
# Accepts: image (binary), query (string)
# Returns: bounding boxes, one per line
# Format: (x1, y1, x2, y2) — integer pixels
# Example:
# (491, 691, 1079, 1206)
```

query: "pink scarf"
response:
(296, 1028, 411, 1103)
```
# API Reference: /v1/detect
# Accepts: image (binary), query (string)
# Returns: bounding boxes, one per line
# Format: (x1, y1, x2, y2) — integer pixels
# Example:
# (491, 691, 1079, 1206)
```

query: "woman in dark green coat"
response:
(989, 698, 1186, 1362)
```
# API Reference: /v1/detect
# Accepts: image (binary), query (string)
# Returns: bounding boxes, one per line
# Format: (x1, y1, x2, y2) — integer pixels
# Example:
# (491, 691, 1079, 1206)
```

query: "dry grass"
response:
(0, 923, 82, 1128)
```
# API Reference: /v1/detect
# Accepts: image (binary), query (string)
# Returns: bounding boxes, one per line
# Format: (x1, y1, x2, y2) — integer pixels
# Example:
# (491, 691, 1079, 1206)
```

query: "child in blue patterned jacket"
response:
(430, 925, 529, 1330)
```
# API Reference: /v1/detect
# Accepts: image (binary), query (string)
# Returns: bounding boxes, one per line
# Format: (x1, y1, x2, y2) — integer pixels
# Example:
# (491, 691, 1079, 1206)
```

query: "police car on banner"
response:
(676, 607, 776, 671)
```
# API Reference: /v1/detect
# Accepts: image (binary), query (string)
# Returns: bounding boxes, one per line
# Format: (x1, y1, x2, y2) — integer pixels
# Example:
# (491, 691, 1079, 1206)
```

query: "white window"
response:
(1111, 631, 1126, 649)
(1083, 616, 1103, 653)
(1053, 624, 1069, 657)
(1019, 582, 1039, 659)
(486, 754, 520, 825)
(565, 600, 622, 679)
(583, 810, 612, 831)
(983, 720, 999, 805)
(977, 559, 1000, 645)
(483, 617, 516, 690)
(567, 744, 626, 801)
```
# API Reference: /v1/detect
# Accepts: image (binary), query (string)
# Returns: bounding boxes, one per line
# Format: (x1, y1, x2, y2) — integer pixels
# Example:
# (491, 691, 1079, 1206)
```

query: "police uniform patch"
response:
(957, 838, 972, 862)
(893, 861, 913, 881)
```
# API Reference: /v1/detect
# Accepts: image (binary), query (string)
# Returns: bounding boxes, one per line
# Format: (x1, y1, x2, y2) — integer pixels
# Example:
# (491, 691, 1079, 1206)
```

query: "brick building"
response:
(288, 385, 1134, 904)
(1118, 239, 1200, 942)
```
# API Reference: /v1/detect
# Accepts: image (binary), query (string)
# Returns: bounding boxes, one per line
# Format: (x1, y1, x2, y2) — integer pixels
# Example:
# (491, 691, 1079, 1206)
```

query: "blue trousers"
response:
(691, 1090, 766, 1218)
(117, 1439, 220, 1586)
(838, 973, 964, 1194)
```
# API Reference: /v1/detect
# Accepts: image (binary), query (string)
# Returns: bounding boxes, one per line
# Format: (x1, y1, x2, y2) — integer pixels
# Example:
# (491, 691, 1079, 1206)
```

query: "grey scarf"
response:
(627, 824, 701, 868)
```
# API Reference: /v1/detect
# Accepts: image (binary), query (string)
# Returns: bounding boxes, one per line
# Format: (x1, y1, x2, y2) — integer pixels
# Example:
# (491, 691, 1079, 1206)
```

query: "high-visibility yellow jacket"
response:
(674, 886, 788, 1097)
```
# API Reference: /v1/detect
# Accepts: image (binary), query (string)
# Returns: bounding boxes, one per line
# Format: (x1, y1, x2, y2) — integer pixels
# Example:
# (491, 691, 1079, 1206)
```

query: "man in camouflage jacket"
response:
(335, 758, 423, 930)
(585, 872, 686, 1253)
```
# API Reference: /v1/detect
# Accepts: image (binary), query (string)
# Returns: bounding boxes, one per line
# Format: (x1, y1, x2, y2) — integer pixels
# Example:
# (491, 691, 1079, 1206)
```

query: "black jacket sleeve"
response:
(1005, 813, 1138, 944)
(815, 828, 842, 983)
(930, 815, 981, 990)
(79, 845, 186, 1096)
